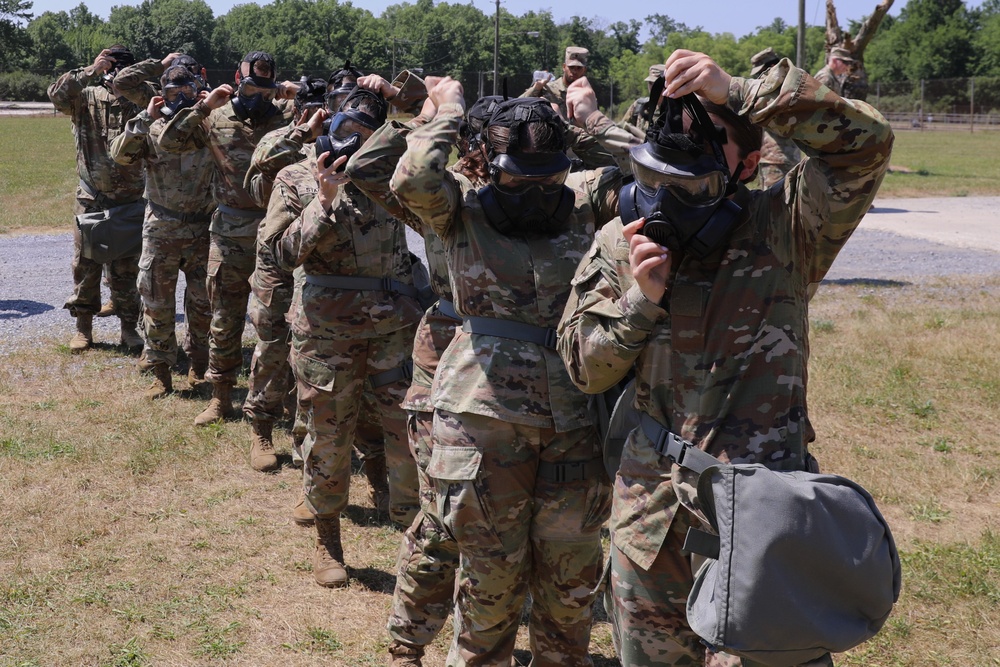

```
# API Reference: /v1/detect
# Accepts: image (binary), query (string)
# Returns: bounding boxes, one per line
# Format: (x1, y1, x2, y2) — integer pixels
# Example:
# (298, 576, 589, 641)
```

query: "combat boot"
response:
(187, 360, 209, 391)
(388, 643, 424, 667)
(69, 314, 93, 353)
(313, 515, 348, 588)
(144, 364, 173, 400)
(291, 492, 315, 527)
(120, 321, 143, 351)
(249, 419, 279, 472)
(193, 383, 235, 427)
(96, 299, 116, 317)
(363, 453, 391, 514)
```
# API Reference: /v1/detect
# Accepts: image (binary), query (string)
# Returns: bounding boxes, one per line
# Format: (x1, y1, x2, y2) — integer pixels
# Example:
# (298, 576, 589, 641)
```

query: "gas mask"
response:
(100, 47, 136, 87)
(618, 83, 745, 260)
(325, 60, 363, 114)
(158, 65, 200, 118)
(476, 98, 575, 236)
(172, 54, 209, 91)
(315, 87, 387, 171)
(231, 51, 279, 122)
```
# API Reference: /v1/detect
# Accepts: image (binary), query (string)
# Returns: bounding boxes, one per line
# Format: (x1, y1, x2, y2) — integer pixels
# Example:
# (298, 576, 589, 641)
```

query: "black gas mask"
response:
(476, 98, 575, 236)
(315, 87, 387, 171)
(172, 54, 209, 91)
(325, 60, 363, 115)
(619, 80, 745, 260)
(231, 51, 279, 122)
(101, 46, 136, 87)
(159, 66, 200, 118)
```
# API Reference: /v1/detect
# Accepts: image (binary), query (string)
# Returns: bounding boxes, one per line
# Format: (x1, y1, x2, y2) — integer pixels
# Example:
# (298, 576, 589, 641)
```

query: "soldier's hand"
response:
(566, 77, 598, 127)
(305, 107, 329, 141)
(147, 95, 165, 120)
(161, 52, 183, 68)
(277, 80, 300, 100)
(357, 74, 399, 100)
(204, 84, 233, 110)
(624, 218, 672, 304)
(663, 49, 731, 104)
(90, 49, 115, 75)
(315, 152, 350, 213)
(429, 77, 464, 112)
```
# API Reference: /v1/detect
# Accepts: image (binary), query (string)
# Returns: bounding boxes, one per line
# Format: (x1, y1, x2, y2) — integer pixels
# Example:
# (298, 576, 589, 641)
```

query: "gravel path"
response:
(2, 200, 997, 354)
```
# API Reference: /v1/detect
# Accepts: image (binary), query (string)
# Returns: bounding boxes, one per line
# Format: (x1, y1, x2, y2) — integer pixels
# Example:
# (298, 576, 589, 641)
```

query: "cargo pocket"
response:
(292, 352, 337, 393)
(136, 252, 156, 304)
(427, 445, 505, 556)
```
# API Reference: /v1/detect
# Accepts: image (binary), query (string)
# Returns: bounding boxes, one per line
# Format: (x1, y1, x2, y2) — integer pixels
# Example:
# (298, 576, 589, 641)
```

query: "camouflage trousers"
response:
(205, 232, 256, 386)
(387, 410, 460, 650)
(64, 200, 140, 325)
(136, 230, 210, 368)
(293, 326, 419, 528)
(605, 512, 835, 667)
(431, 410, 611, 667)
(243, 246, 298, 422)
(290, 388, 386, 466)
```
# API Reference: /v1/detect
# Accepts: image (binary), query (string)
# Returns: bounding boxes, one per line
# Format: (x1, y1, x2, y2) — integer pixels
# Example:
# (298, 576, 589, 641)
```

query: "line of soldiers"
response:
(48, 41, 891, 667)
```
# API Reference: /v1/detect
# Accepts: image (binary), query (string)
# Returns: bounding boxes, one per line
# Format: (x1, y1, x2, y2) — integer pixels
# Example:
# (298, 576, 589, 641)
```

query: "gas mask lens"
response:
(238, 81, 276, 100)
(631, 156, 726, 208)
(163, 83, 197, 104)
(489, 153, 571, 195)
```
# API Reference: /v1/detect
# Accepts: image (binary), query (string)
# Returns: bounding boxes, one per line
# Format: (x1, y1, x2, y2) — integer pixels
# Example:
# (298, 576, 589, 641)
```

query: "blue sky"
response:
(27, 0, 985, 39)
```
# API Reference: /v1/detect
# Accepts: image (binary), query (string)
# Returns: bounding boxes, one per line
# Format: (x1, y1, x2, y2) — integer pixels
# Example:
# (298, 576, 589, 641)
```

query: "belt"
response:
(461, 316, 558, 349)
(216, 203, 265, 219)
(436, 299, 460, 322)
(149, 201, 212, 225)
(304, 274, 419, 299)
(369, 360, 413, 389)
(537, 458, 605, 483)
(639, 413, 719, 474)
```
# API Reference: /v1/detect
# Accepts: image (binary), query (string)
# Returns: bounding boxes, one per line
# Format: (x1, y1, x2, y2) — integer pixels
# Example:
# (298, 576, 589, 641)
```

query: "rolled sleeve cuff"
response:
(618, 282, 668, 332)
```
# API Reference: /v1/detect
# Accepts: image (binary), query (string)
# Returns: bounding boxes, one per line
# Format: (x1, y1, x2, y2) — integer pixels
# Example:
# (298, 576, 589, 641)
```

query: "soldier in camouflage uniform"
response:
(110, 60, 216, 399)
(750, 48, 802, 189)
(620, 63, 665, 133)
(378, 81, 623, 667)
(262, 88, 422, 588)
(522, 46, 589, 120)
(157, 51, 297, 428)
(814, 46, 854, 96)
(48, 45, 149, 353)
(557, 49, 893, 666)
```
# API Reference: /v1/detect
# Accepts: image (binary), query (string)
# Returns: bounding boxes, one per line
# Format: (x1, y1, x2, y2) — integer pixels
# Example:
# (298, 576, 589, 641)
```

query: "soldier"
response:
(376, 82, 622, 666)
(815, 46, 855, 95)
(47, 45, 149, 353)
(110, 60, 216, 398)
(750, 48, 802, 188)
(522, 45, 589, 120)
(157, 51, 297, 427)
(262, 87, 422, 588)
(557, 49, 892, 666)
(620, 63, 665, 132)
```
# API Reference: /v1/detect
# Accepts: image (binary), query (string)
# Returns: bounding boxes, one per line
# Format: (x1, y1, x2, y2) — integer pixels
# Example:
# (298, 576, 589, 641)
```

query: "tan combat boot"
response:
(96, 299, 116, 317)
(144, 364, 173, 400)
(120, 321, 143, 351)
(291, 492, 315, 527)
(249, 419, 279, 472)
(69, 314, 93, 353)
(388, 643, 424, 667)
(314, 515, 348, 588)
(187, 359, 208, 389)
(193, 383, 235, 427)
(363, 453, 391, 514)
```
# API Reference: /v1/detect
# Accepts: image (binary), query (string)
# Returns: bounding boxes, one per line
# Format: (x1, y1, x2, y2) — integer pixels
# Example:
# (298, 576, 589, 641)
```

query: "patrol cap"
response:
(644, 63, 665, 83)
(830, 47, 856, 63)
(750, 48, 779, 77)
(564, 46, 589, 67)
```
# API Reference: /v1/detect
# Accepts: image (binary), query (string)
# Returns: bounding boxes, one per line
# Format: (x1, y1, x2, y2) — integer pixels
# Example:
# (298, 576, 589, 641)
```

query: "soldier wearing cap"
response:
(521, 45, 589, 119)
(620, 63, 666, 133)
(815, 46, 855, 95)
(750, 48, 802, 188)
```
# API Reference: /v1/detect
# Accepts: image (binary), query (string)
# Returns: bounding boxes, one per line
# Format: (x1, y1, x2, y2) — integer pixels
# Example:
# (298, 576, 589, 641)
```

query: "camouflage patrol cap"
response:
(750, 48, 780, 77)
(830, 47, 856, 63)
(644, 63, 665, 83)
(564, 46, 589, 67)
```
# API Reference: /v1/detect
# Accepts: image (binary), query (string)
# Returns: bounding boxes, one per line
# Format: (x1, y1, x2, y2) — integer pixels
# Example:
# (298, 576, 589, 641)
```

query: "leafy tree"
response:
(105, 0, 215, 66)
(0, 0, 33, 71)
(26, 11, 74, 72)
(644, 13, 694, 43)
(865, 0, 975, 81)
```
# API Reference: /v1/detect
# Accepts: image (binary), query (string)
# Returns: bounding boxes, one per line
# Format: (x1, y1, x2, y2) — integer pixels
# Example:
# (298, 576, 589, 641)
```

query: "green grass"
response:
(878, 128, 1000, 197)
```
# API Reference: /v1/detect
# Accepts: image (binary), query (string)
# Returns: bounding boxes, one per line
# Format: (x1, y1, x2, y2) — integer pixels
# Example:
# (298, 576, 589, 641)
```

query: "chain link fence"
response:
(871, 76, 1000, 131)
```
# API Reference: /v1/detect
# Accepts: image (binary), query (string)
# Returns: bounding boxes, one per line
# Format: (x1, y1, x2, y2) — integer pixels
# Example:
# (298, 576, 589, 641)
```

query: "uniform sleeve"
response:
(109, 112, 153, 165)
(389, 102, 464, 239)
(157, 102, 211, 154)
(260, 169, 305, 271)
(388, 70, 429, 116)
(557, 222, 668, 394)
(112, 59, 162, 108)
(584, 109, 643, 174)
(731, 58, 894, 285)
(244, 122, 308, 207)
(47, 68, 95, 115)
(274, 191, 353, 270)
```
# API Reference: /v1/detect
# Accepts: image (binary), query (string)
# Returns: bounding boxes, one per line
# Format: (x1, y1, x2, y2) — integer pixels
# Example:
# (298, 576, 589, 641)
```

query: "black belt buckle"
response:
(381, 277, 397, 295)
(543, 328, 558, 349)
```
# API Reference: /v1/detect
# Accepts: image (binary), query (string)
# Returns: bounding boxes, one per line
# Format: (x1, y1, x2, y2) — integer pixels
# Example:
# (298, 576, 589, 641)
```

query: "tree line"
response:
(2, 0, 1000, 109)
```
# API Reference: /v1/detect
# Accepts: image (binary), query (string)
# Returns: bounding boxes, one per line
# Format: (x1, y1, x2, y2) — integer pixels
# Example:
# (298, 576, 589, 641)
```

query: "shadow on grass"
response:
(349, 565, 396, 593)
(821, 278, 911, 288)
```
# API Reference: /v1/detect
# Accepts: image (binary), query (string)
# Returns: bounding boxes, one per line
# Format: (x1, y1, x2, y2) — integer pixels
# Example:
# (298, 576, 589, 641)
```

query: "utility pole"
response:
(797, 0, 806, 68)
(493, 0, 500, 94)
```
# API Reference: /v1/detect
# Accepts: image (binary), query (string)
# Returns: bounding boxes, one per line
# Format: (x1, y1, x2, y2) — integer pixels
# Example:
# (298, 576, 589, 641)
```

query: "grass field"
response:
(1, 113, 999, 665)
(2, 116, 1000, 234)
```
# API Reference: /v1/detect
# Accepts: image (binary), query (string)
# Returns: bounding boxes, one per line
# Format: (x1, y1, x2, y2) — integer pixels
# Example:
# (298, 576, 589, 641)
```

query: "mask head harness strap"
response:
(295, 76, 328, 113)
(335, 86, 388, 131)
(235, 51, 277, 88)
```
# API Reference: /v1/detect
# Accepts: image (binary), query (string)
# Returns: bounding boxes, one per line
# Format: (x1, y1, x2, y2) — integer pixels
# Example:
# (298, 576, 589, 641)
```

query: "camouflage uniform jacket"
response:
(387, 101, 623, 431)
(521, 76, 569, 117)
(584, 110, 645, 175)
(814, 65, 843, 95)
(156, 98, 294, 236)
(758, 131, 803, 188)
(244, 120, 312, 209)
(266, 168, 422, 342)
(112, 58, 163, 109)
(620, 95, 652, 134)
(109, 110, 216, 239)
(47, 67, 146, 202)
(557, 59, 893, 569)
